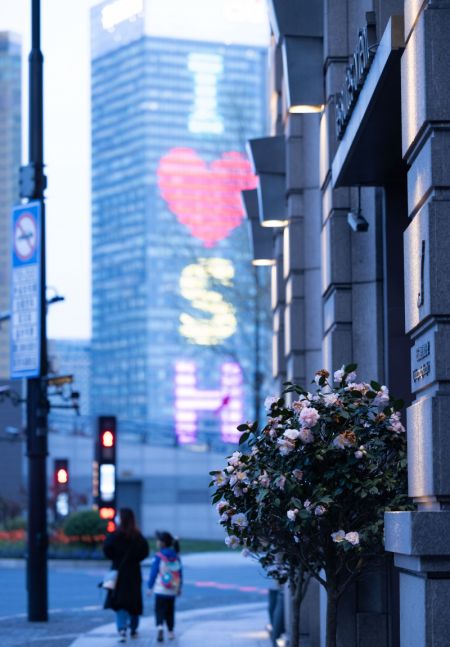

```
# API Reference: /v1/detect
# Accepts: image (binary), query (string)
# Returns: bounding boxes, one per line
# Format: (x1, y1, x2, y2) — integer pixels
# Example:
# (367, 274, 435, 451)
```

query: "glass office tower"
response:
(0, 33, 21, 379)
(90, 0, 269, 447)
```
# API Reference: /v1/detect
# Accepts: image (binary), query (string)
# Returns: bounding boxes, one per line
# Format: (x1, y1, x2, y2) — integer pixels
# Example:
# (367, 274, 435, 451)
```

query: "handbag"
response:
(101, 541, 133, 590)
(101, 569, 118, 590)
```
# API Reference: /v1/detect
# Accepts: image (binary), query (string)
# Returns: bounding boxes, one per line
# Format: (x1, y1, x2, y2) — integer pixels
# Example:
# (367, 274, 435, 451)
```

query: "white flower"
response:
(354, 450, 364, 460)
(331, 530, 346, 543)
(228, 451, 242, 466)
(231, 512, 248, 528)
(293, 469, 303, 481)
(292, 395, 311, 412)
(373, 385, 390, 406)
(299, 407, 320, 428)
(314, 505, 326, 516)
(220, 512, 229, 522)
(345, 531, 360, 545)
(298, 428, 314, 444)
(226, 466, 234, 474)
(304, 499, 312, 511)
(323, 392, 339, 407)
(229, 471, 249, 487)
(277, 438, 296, 455)
(346, 382, 368, 394)
(275, 475, 286, 490)
(333, 433, 354, 449)
(264, 396, 278, 412)
(213, 471, 229, 487)
(283, 428, 300, 440)
(287, 509, 299, 521)
(334, 365, 357, 384)
(216, 501, 228, 514)
(388, 412, 405, 434)
(225, 535, 240, 549)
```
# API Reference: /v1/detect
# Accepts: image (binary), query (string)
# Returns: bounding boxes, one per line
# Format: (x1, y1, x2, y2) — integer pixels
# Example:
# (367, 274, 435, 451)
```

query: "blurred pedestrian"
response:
(147, 531, 182, 642)
(103, 508, 149, 643)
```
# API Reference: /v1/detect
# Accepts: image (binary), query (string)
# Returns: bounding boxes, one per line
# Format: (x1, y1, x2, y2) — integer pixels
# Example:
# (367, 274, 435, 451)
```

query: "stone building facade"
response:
(246, 1, 450, 645)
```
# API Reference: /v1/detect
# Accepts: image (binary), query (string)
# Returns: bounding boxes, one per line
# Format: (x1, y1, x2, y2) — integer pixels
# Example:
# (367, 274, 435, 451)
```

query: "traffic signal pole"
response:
(26, 0, 48, 622)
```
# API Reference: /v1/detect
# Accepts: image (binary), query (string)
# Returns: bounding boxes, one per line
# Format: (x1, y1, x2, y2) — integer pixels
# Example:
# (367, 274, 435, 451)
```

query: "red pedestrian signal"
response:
(56, 468, 68, 484)
(53, 459, 70, 520)
(102, 430, 114, 448)
(54, 459, 69, 489)
(94, 416, 117, 513)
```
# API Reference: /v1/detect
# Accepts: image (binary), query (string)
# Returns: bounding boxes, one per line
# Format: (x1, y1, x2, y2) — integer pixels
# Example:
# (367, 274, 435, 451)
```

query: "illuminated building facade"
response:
(90, 0, 269, 446)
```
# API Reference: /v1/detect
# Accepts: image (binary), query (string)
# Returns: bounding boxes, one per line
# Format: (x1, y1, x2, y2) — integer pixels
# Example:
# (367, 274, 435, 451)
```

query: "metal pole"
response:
(26, 0, 48, 622)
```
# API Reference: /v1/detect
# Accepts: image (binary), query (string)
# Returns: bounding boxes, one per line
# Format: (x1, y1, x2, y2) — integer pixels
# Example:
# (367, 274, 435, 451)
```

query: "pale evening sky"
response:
(0, 0, 269, 340)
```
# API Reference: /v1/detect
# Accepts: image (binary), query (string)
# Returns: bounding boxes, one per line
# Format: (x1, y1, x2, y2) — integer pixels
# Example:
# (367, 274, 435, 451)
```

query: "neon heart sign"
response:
(157, 147, 257, 247)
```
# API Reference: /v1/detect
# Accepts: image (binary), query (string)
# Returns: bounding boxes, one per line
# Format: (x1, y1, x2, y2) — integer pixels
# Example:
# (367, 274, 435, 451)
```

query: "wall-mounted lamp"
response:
(267, 0, 324, 114)
(282, 36, 324, 114)
(246, 136, 288, 228)
(242, 189, 276, 266)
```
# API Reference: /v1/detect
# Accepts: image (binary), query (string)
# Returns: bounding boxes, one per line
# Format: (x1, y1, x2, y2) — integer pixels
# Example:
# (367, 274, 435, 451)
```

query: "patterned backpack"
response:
(157, 552, 182, 594)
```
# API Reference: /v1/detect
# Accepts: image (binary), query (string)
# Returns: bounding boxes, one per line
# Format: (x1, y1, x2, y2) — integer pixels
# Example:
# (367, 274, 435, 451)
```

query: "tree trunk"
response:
(325, 589, 338, 647)
(290, 572, 303, 647)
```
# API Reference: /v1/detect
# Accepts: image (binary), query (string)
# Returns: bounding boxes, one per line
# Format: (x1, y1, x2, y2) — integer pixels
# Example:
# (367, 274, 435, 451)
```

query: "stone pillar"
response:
(385, 2, 450, 645)
(284, 113, 323, 386)
(272, 230, 286, 390)
(321, 0, 353, 375)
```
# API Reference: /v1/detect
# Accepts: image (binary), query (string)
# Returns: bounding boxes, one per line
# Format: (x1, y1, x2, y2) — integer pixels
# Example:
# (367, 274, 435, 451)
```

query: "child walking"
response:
(148, 531, 182, 643)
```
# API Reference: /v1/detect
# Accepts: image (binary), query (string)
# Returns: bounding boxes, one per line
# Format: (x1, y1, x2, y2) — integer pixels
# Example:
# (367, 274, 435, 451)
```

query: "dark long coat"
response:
(103, 530, 149, 616)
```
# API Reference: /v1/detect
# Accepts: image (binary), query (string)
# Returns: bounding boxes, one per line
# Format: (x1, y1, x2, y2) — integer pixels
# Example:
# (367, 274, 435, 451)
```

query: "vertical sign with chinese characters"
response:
(10, 202, 41, 378)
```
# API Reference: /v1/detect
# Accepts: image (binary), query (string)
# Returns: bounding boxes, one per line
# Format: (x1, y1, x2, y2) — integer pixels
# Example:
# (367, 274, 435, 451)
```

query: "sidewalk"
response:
(69, 602, 271, 647)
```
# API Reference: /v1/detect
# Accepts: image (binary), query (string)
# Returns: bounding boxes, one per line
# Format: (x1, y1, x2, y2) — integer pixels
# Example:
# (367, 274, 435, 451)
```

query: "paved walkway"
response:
(69, 603, 272, 647)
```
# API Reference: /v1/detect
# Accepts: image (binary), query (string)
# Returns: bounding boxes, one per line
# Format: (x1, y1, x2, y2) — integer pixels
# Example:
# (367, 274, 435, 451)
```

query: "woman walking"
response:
(103, 508, 149, 643)
(148, 531, 182, 642)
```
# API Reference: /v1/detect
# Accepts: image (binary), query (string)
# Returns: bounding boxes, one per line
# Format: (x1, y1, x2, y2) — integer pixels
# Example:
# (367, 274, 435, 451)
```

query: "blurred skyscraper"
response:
(0, 32, 21, 379)
(90, 0, 269, 447)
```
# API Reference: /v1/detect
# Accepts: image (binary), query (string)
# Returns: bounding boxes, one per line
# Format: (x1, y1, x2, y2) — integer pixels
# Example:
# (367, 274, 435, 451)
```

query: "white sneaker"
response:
(168, 631, 175, 640)
(118, 629, 127, 643)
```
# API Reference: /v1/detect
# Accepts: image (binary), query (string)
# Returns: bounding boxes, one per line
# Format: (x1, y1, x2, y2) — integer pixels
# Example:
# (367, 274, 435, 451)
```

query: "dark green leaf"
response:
(239, 432, 250, 445)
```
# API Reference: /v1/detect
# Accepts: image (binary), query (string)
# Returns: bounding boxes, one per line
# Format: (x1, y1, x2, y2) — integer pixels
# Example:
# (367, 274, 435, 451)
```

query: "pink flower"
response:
(277, 437, 296, 455)
(299, 428, 314, 444)
(331, 530, 346, 543)
(275, 475, 286, 490)
(283, 428, 300, 440)
(345, 531, 360, 545)
(373, 385, 390, 406)
(388, 412, 405, 434)
(299, 407, 320, 428)
(314, 505, 326, 516)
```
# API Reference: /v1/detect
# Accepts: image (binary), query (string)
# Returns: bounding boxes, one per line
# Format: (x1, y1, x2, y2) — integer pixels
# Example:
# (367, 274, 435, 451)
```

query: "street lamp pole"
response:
(26, 0, 48, 622)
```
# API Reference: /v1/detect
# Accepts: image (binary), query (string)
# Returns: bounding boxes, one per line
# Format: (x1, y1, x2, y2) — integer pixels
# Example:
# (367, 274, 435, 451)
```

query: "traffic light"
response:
(54, 459, 69, 519)
(94, 416, 117, 532)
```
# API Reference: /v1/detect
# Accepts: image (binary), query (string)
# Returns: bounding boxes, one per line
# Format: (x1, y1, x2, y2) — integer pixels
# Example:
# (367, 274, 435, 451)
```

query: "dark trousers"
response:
(155, 594, 175, 631)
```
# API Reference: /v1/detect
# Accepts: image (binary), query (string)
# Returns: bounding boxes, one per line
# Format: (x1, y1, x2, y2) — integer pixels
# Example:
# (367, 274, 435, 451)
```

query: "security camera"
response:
(347, 210, 369, 232)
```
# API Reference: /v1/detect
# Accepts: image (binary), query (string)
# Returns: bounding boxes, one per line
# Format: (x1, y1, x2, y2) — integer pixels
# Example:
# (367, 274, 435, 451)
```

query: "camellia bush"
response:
(210, 364, 411, 647)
